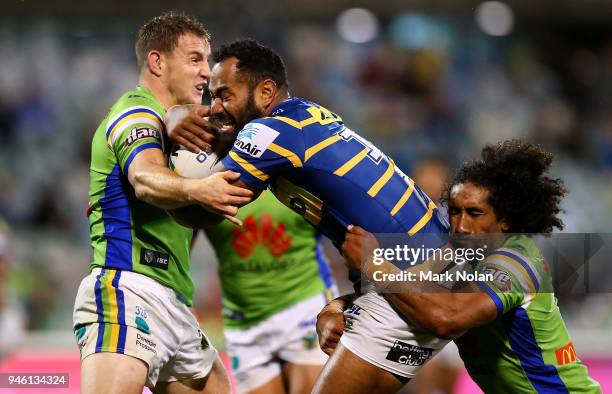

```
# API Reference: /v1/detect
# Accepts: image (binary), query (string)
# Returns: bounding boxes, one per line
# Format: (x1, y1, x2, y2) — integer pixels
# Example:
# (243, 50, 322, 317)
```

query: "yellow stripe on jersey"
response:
(273, 116, 303, 129)
(306, 106, 343, 125)
(305, 135, 341, 162)
(368, 159, 395, 197)
(490, 255, 537, 302)
(107, 112, 162, 146)
(271, 113, 319, 130)
(229, 151, 270, 181)
(391, 180, 415, 216)
(268, 143, 303, 167)
(105, 270, 120, 352)
(408, 200, 436, 236)
(300, 116, 318, 127)
(334, 147, 369, 176)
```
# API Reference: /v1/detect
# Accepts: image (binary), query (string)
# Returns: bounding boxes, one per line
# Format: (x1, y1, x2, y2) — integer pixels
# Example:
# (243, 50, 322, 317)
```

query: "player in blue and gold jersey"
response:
(167, 39, 449, 394)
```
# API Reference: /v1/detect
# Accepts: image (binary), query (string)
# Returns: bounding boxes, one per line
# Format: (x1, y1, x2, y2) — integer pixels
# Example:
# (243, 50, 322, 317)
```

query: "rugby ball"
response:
(169, 145, 224, 178)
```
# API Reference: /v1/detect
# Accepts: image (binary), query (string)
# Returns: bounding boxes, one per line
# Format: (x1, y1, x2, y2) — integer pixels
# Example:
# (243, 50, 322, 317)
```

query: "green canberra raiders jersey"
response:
(205, 190, 335, 329)
(88, 85, 194, 305)
(459, 235, 601, 393)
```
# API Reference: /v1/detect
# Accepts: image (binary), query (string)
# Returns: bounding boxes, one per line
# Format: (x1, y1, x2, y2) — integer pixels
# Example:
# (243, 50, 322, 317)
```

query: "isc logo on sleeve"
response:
(234, 123, 279, 158)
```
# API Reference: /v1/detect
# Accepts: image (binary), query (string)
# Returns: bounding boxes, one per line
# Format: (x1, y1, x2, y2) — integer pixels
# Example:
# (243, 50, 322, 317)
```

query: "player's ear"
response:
(258, 79, 277, 108)
(146, 50, 163, 77)
(500, 219, 510, 232)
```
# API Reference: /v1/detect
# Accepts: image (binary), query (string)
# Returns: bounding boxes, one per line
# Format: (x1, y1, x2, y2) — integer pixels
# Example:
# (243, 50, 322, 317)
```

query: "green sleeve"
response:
(476, 250, 540, 315)
(105, 104, 165, 175)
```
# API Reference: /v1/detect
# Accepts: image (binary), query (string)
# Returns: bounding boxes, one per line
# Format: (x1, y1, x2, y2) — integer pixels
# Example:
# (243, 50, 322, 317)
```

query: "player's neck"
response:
(264, 91, 290, 116)
(138, 74, 176, 109)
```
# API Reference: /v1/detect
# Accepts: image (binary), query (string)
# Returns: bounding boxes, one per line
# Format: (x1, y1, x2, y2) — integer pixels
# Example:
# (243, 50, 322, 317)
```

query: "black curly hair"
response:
(212, 39, 288, 92)
(443, 140, 566, 233)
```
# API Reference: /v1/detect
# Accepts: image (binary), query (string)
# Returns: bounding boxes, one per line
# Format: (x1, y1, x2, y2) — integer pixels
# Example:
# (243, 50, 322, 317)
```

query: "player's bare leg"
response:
(312, 343, 407, 394)
(282, 362, 323, 394)
(246, 373, 286, 394)
(152, 357, 231, 394)
(81, 352, 148, 394)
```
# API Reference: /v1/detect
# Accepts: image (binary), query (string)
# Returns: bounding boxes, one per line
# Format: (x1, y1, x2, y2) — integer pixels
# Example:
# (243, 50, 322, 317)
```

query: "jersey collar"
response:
(270, 97, 301, 117)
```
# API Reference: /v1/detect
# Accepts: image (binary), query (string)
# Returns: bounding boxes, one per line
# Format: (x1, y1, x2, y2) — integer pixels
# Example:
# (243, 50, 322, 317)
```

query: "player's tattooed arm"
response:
(342, 226, 498, 339)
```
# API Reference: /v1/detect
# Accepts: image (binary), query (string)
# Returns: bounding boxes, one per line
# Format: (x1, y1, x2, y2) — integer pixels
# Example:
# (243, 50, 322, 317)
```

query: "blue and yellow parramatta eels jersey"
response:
(221, 97, 449, 245)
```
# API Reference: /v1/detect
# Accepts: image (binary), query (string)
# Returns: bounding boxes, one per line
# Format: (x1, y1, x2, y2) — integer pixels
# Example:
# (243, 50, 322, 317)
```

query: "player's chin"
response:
(192, 91, 204, 103)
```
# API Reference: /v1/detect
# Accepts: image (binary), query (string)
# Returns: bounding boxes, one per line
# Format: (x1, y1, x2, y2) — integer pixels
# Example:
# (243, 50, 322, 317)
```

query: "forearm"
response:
(384, 292, 466, 339)
(131, 164, 195, 209)
(364, 260, 493, 339)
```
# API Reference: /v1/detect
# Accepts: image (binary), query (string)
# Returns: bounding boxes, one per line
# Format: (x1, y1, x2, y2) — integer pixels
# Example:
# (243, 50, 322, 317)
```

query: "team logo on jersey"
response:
(483, 267, 512, 292)
(125, 127, 159, 146)
(234, 123, 279, 158)
(231, 214, 292, 258)
(386, 341, 433, 366)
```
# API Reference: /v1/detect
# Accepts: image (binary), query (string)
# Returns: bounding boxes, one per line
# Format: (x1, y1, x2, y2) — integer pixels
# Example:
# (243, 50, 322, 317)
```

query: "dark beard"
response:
(216, 91, 264, 158)
(236, 91, 264, 131)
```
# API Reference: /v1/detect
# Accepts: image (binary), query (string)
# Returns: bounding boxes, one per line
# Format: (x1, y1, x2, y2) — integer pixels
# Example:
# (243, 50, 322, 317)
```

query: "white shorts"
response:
(73, 268, 218, 388)
(224, 293, 330, 393)
(340, 291, 449, 379)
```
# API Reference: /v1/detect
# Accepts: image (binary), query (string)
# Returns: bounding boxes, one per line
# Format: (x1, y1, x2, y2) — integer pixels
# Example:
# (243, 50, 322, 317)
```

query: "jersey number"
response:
(338, 127, 384, 164)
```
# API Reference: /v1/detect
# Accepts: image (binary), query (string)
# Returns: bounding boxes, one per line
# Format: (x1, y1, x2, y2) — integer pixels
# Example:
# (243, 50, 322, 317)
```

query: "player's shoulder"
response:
(495, 236, 542, 268)
(264, 97, 335, 130)
(103, 87, 165, 147)
(107, 86, 164, 123)
(270, 97, 316, 119)
(484, 235, 544, 290)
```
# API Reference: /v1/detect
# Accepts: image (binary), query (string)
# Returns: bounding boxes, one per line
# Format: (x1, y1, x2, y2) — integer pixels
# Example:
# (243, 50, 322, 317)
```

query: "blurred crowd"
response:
(0, 10, 611, 349)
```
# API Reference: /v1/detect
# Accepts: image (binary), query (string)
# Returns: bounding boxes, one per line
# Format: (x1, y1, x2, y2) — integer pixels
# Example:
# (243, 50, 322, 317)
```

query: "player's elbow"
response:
(129, 169, 148, 200)
(133, 180, 152, 203)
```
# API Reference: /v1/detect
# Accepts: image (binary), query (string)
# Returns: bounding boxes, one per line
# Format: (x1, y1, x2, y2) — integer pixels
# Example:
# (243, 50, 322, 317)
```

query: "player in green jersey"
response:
(72, 13, 253, 394)
(204, 190, 336, 393)
(330, 140, 601, 393)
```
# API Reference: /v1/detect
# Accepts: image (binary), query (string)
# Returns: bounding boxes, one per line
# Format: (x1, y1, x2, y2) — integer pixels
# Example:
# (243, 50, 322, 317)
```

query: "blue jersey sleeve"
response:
(221, 119, 305, 190)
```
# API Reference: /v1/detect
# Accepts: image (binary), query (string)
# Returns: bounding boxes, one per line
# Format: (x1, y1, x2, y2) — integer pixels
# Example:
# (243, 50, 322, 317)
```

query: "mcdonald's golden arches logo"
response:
(555, 342, 577, 365)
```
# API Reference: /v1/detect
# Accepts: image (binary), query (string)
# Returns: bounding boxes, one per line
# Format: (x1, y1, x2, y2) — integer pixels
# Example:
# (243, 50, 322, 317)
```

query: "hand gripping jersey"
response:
(88, 86, 195, 305)
(221, 97, 449, 246)
(460, 235, 602, 393)
(205, 190, 335, 329)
